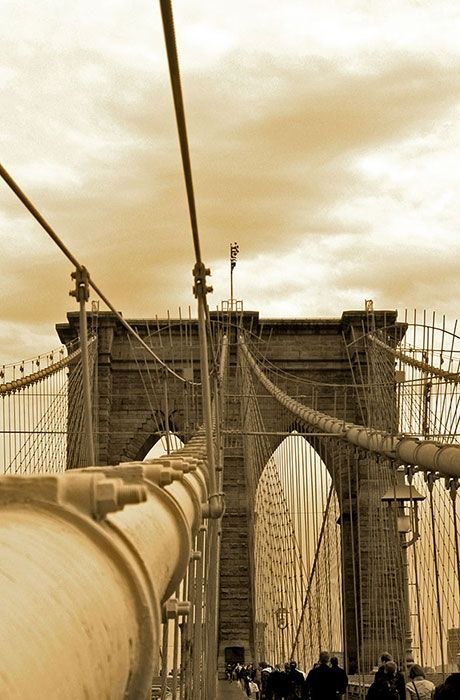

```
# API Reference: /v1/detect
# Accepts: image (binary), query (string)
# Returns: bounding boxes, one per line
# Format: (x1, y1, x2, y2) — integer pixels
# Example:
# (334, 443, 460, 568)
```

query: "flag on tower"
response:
(230, 242, 240, 270)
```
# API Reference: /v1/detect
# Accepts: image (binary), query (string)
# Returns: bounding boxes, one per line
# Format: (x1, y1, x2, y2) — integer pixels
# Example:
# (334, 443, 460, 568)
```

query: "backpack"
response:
(367, 678, 400, 700)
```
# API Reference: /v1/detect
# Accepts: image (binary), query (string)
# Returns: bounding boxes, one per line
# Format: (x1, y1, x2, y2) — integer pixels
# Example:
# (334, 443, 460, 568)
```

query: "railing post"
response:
(192, 525, 206, 700)
(192, 263, 223, 698)
(70, 266, 95, 465)
(205, 518, 220, 700)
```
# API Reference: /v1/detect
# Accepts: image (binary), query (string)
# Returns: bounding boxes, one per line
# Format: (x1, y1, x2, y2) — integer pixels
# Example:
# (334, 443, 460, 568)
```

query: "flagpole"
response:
(229, 242, 239, 311)
(230, 243, 234, 309)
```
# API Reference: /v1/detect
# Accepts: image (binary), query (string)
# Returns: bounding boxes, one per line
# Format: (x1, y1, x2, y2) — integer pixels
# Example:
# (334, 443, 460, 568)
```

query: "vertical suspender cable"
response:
(160, 618, 170, 700)
(71, 267, 95, 466)
(172, 588, 180, 700)
(184, 547, 197, 696)
(158, 0, 221, 520)
(451, 484, 460, 610)
(79, 291, 95, 466)
(192, 525, 205, 700)
(427, 476, 446, 674)
(164, 376, 171, 455)
(158, 0, 202, 266)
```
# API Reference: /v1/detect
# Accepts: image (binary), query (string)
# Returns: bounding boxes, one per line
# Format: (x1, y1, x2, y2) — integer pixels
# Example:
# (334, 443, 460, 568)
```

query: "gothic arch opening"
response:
(143, 434, 185, 460)
(253, 432, 343, 671)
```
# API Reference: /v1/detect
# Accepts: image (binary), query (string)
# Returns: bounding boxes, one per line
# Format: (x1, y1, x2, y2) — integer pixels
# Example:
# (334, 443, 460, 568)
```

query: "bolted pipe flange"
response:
(190, 551, 201, 561)
(162, 598, 191, 622)
(117, 485, 147, 508)
(157, 457, 198, 474)
(143, 464, 184, 487)
(94, 478, 147, 520)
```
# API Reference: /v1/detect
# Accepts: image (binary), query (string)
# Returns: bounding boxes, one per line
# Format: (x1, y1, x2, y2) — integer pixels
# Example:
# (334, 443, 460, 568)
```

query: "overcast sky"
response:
(1, 0, 459, 363)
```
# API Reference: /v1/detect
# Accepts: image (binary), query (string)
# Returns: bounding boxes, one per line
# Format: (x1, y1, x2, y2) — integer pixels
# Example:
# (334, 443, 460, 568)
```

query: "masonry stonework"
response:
(57, 308, 405, 675)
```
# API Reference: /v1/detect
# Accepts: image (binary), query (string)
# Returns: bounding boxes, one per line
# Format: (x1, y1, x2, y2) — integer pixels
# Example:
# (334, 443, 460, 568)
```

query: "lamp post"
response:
(381, 480, 426, 670)
(275, 607, 289, 664)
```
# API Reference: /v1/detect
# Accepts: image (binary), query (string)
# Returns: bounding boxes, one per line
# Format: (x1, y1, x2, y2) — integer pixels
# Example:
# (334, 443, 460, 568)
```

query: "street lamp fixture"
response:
(381, 482, 426, 548)
(275, 607, 289, 630)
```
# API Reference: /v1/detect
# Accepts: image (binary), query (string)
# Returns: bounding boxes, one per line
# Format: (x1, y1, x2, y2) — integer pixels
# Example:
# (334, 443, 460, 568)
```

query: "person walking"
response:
(330, 656, 348, 697)
(284, 660, 305, 699)
(433, 673, 460, 699)
(225, 662, 234, 682)
(259, 662, 274, 699)
(367, 661, 401, 699)
(305, 651, 337, 700)
(266, 665, 287, 700)
(405, 664, 435, 700)
(374, 653, 406, 700)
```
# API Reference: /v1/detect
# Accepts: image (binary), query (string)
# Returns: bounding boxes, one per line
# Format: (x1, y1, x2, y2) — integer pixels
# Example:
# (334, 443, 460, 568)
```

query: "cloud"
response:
(328, 236, 460, 312)
(1, 2, 459, 363)
(59, 53, 460, 257)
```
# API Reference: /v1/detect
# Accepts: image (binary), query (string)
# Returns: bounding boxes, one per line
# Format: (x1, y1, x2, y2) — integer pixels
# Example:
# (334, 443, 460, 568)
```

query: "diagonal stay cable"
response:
(158, 0, 202, 266)
(158, 0, 219, 380)
(159, 0, 222, 555)
(0, 160, 198, 386)
(0, 162, 81, 269)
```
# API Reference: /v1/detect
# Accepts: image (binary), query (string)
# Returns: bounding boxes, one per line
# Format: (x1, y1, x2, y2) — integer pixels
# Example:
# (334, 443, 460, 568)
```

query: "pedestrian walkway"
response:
(216, 679, 246, 699)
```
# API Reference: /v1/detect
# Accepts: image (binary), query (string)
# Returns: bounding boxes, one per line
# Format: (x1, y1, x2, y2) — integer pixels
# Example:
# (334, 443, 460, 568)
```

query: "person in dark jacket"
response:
(367, 661, 401, 699)
(285, 660, 305, 699)
(306, 651, 337, 700)
(259, 662, 273, 699)
(374, 653, 405, 700)
(330, 656, 348, 697)
(433, 673, 460, 699)
(266, 665, 287, 700)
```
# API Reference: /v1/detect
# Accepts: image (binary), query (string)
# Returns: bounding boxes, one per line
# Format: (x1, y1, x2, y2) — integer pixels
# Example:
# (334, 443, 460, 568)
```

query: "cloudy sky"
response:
(1, 0, 459, 363)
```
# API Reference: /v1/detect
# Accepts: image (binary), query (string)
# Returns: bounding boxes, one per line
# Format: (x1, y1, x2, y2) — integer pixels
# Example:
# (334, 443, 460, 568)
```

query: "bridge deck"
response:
(217, 679, 246, 699)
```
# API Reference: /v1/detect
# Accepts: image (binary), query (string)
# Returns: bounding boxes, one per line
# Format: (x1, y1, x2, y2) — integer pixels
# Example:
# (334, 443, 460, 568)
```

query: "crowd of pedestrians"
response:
(224, 650, 460, 699)
(366, 652, 460, 700)
(224, 651, 348, 698)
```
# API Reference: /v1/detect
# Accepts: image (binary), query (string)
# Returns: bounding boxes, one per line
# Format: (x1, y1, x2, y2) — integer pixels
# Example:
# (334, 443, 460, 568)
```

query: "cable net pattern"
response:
(1, 309, 459, 690)
(239, 314, 459, 678)
(358, 312, 460, 673)
(0, 339, 97, 473)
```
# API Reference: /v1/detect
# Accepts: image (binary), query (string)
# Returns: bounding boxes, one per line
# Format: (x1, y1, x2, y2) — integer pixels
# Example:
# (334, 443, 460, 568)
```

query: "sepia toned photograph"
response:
(0, 2, 459, 698)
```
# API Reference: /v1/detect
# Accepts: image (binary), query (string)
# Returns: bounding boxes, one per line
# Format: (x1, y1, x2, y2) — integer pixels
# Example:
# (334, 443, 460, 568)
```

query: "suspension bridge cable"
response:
(158, 1, 222, 549)
(370, 333, 460, 383)
(158, 0, 202, 267)
(240, 336, 460, 478)
(0, 160, 198, 386)
(0, 162, 82, 269)
(158, 0, 220, 385)
(0, 345, 82, 396)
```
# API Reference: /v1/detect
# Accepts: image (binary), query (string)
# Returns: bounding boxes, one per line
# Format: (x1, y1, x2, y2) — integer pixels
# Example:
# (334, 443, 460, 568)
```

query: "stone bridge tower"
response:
(57, 307, 404, 675)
